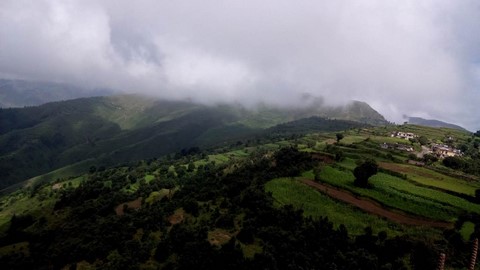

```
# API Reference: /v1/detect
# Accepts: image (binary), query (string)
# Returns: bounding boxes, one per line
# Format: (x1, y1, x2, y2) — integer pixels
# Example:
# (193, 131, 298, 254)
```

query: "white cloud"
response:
(1, 0, 479, 130)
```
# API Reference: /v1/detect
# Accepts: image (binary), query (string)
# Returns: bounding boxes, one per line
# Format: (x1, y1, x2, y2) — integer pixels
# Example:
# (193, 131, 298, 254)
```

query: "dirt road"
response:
(301, 179, 451, 228)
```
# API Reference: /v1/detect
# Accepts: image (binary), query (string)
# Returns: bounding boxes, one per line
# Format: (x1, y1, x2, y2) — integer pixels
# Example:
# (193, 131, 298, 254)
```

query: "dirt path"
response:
(301, 179, 451, 229)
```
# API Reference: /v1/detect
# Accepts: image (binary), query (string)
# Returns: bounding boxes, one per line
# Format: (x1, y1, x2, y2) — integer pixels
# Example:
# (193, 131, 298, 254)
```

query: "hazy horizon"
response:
(1, 1, 479, 130)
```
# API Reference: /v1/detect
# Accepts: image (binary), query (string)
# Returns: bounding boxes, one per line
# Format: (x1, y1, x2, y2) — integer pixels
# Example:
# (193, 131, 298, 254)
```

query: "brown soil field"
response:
(168, 209, 185, 225)
(301, 179, 451, 229)
(115, 197, 142, 216)
(208, 229, 233, 246)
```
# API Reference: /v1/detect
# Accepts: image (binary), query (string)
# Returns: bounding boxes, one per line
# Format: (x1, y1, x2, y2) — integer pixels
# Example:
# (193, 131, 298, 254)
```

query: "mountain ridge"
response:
(0, 78, 113, 108)
(407, 116, 468, 132)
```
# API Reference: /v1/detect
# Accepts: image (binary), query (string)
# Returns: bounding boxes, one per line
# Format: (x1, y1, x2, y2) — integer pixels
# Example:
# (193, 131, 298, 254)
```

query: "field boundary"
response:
(301, 179, 451, 228)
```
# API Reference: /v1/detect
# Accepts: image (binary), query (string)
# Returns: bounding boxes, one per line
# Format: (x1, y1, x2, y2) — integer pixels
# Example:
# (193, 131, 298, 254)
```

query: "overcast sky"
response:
(1, 1, 479, 130)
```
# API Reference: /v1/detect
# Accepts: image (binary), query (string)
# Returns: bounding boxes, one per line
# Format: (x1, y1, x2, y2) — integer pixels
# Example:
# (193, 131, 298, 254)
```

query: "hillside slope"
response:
(0, 94, 383, 189)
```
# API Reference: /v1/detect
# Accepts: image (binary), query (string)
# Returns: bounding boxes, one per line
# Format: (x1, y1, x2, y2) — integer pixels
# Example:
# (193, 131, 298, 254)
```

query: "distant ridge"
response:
(407, 116, 468, 131)
(0, 78, 113, 108)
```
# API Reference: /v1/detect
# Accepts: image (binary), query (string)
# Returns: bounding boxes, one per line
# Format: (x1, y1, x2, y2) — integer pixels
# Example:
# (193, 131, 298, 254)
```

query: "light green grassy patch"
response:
(338, 158, 358, 170)
(263, 143, 280, 150)
(123, 183, 140, 193)
(369, 136, 414, 145)
(241, 240, 263, 259)
(341, 136, 367, 144)
(0, 189, 59, 231)
(460, 221, 475, 241)
(276, 140, 293, 147)
(229, 150, 249, 157)
(68, 176, 85, 188)
(145, 189, 170, 205)
(208, 154, 230, 164)
(145, 175, 155, 183)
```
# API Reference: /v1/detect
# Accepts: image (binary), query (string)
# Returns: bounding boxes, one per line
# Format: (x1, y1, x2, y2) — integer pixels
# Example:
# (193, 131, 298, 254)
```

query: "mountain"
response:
(0, 94, 385, 189)
(407, 116, 468, 131)
(0, 79, 113, 108)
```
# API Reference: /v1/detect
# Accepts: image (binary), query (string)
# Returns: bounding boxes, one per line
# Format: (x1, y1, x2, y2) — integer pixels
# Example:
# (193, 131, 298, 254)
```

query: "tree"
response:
(336, 133, 344, 143)
(353, 159, 378, 188)
(475, 189, 480, 203)
(418, 136, 428, 146)
(187, 162, 195, 172)
(475, 130, 480, 137)
(313, 166, 322, 182)
(443, 156, 465, 170)
(423, 154, 438, 165)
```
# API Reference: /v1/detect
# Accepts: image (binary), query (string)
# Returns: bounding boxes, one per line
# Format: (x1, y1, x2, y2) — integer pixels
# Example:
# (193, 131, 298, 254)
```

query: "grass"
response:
(0, 241, 29, 257)
(379, 162, 480, 196)
(145, 189, 170, 205)
(241, 240, 263, 258)
(341, 135, 367, 144)
(265, 177, 440, 237)
(145, 174, 155, 183)
(460, 221, 475, 241)
(307, 167, 480, 221)
(0, 185, 61, 233)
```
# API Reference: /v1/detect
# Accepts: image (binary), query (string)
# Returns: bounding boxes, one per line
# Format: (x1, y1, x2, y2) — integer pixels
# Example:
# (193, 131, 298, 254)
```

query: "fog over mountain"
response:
(1, 0, 479, 130)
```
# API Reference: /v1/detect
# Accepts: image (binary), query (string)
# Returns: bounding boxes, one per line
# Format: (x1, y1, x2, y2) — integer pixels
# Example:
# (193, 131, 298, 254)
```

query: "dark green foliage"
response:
(336, 133, 344, 143)
(443, 156, 465, 170)
(353, 159, 379, 188)
(273, 147, 314, 177)
(325, 144, 345, 162)
(183, 198, 199, 216)
(418, 136, 428, 145)
(423, 154, 438, 165)
(410, 242, 439, 270)
(267, 116, 368, 135)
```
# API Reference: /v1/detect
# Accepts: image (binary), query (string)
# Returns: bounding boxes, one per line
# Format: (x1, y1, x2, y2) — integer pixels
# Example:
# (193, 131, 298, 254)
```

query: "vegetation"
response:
(2, 99, 480, 269)
(0, 95, 380, 189)
(353, 159, 379, 188)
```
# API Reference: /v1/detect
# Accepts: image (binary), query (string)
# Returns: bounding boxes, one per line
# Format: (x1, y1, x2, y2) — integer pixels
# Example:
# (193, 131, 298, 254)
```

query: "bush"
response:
(443, 156, 465, 170)
(353, 159, 378, 188)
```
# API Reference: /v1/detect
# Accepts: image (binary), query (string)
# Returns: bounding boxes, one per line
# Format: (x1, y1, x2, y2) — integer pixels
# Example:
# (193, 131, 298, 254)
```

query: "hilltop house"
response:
(431, 144, 462, 158)
(391, 131, 417, 140)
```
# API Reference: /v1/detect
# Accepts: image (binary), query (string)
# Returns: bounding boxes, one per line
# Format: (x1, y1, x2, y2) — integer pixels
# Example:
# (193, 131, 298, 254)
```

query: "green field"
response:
(305, 166, 480, 221)
(380, 162, 480, 196)
(265, 177, 440, 237)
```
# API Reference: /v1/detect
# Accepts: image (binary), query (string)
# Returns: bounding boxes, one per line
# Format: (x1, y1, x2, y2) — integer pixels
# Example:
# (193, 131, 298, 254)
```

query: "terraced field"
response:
(304, 166, 480, 221)
(379, 162, 480, 196)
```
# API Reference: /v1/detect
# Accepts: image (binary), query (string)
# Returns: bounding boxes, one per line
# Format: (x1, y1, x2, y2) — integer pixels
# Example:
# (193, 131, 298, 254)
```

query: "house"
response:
(391, 131, 417, 140)
(431, 144, 462, 158)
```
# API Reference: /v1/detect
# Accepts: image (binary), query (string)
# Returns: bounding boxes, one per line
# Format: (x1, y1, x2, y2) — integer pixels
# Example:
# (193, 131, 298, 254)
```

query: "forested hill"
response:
(0, 94, 384, 189)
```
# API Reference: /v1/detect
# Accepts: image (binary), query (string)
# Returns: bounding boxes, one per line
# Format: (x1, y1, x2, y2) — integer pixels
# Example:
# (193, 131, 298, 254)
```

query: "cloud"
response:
(1, 0, 479, 130)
